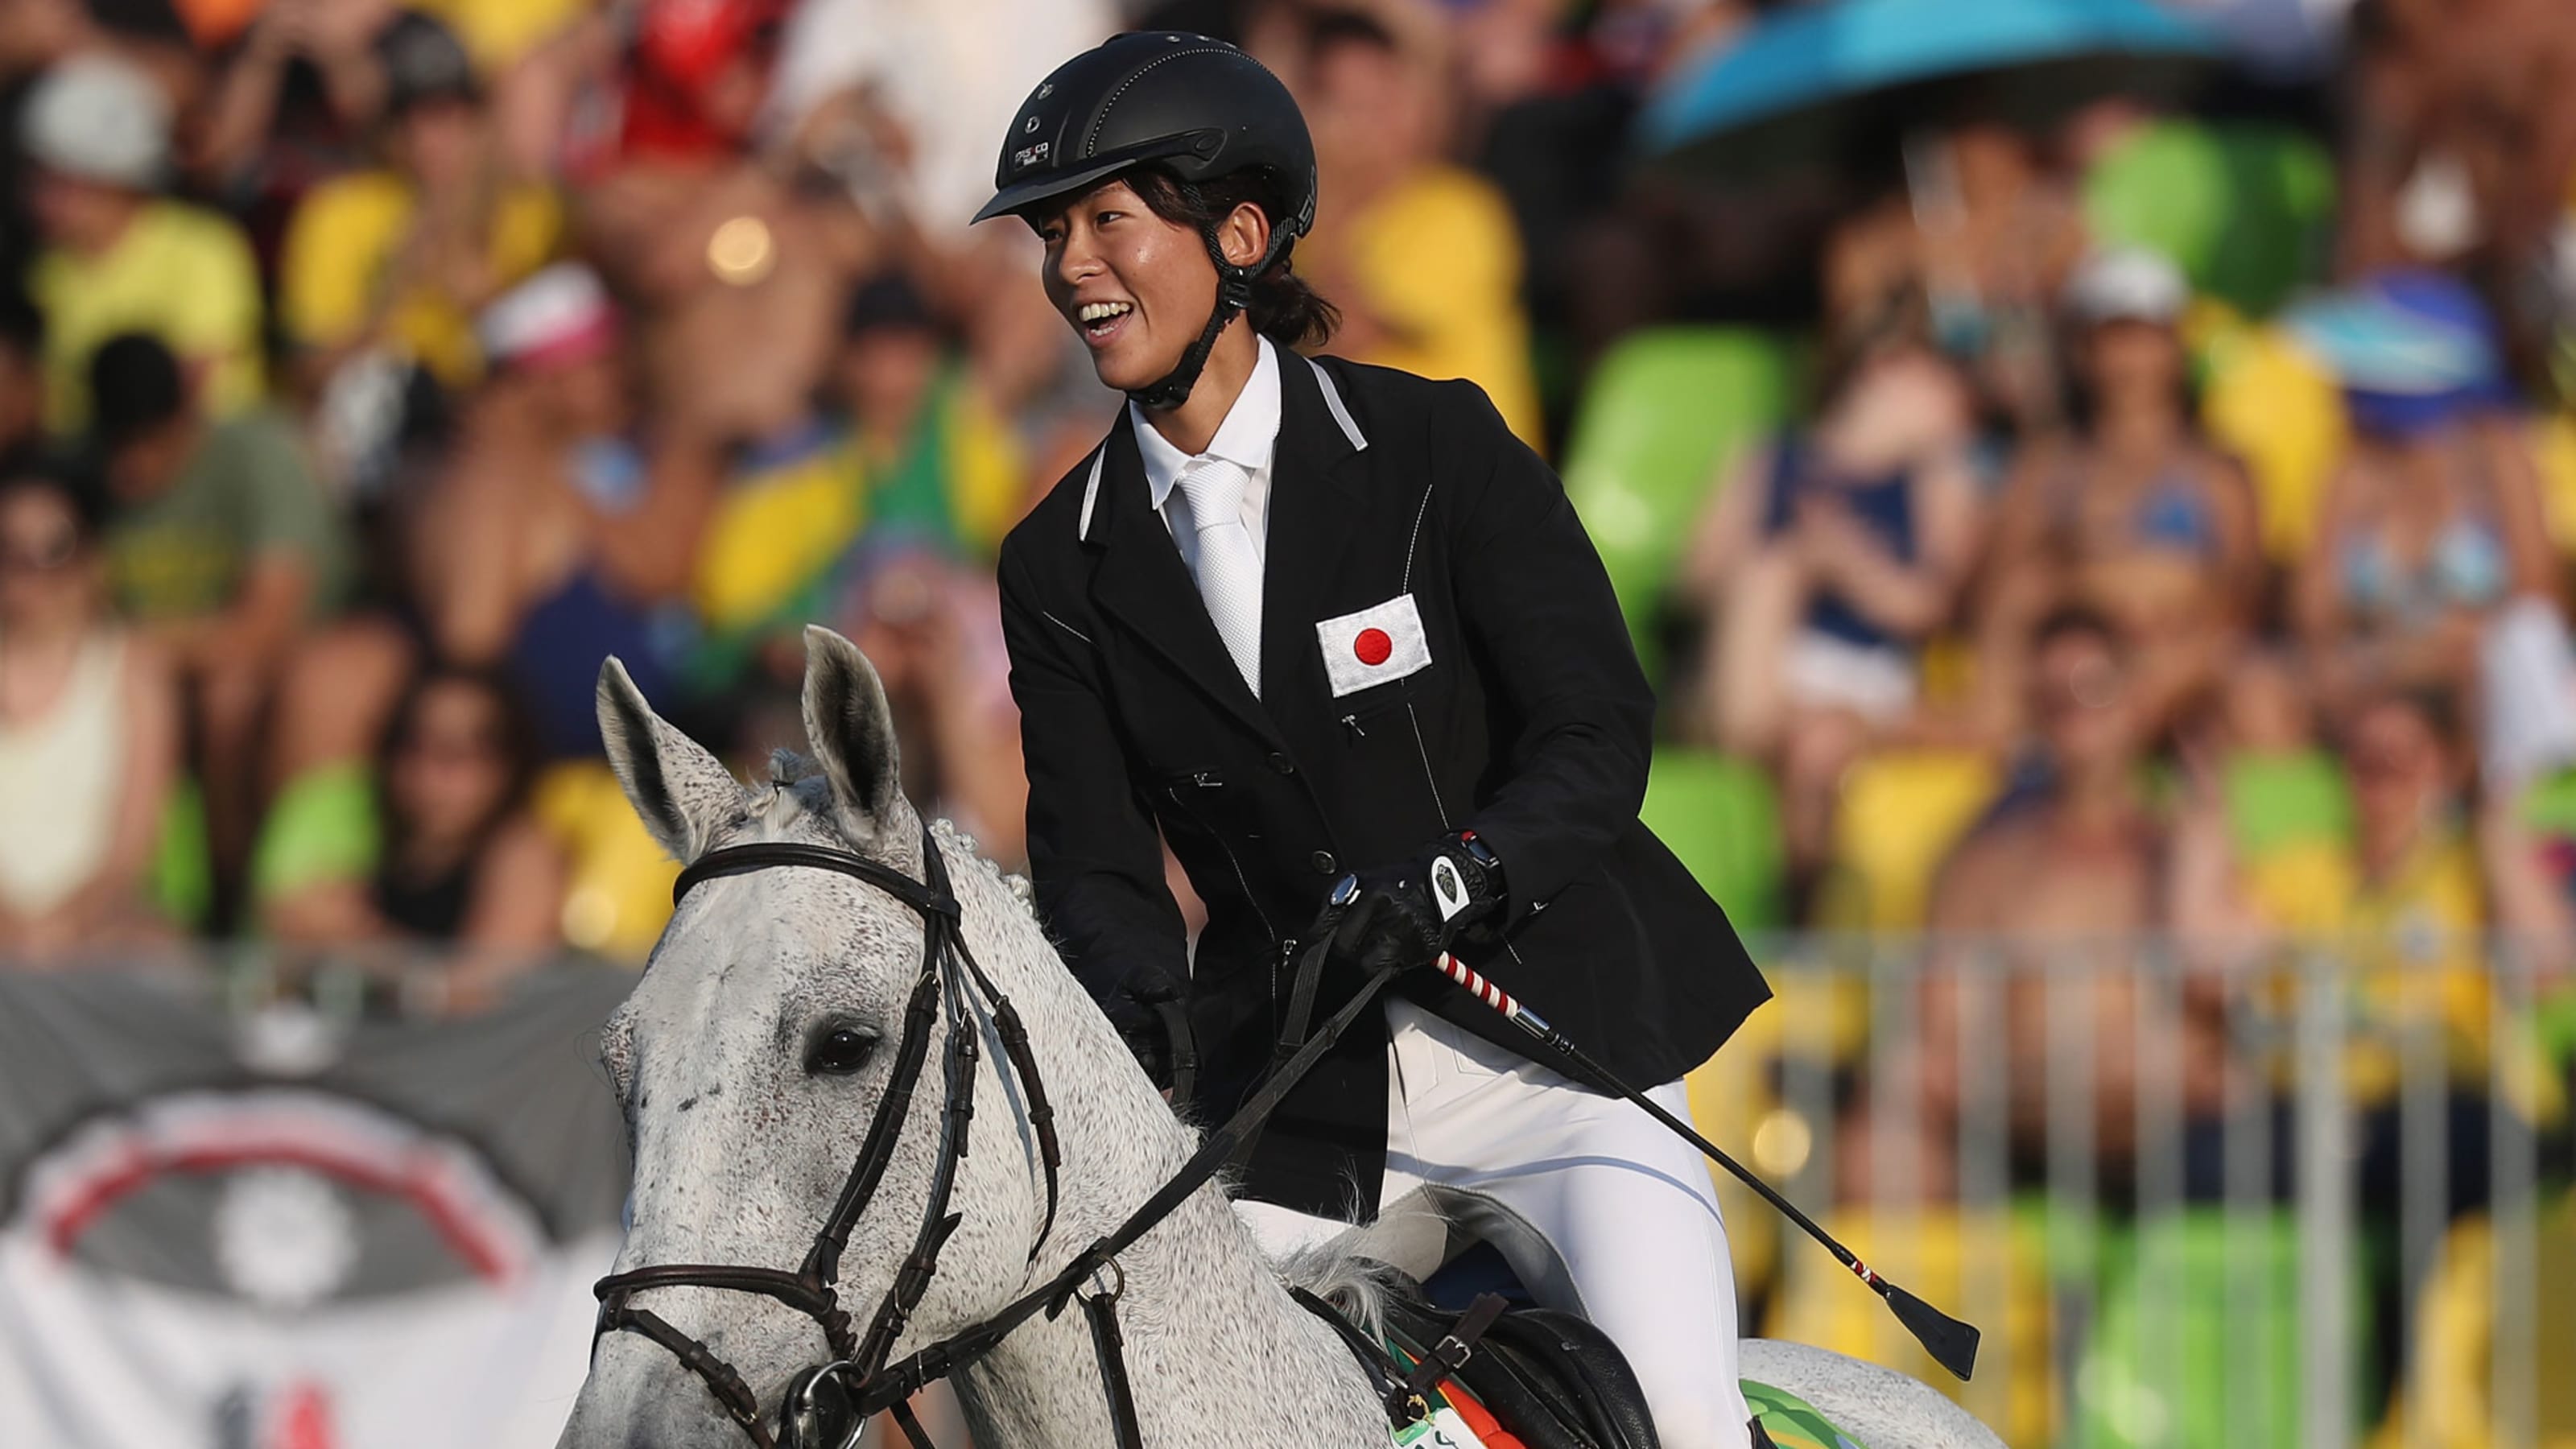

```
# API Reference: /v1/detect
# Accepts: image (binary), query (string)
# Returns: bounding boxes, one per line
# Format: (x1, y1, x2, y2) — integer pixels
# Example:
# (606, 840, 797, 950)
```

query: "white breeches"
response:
(1239, 999, 1752, 1449)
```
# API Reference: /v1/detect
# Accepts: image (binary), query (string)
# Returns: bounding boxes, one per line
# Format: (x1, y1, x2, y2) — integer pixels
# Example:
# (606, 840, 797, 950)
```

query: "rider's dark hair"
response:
(1127, 165, 1340, 350)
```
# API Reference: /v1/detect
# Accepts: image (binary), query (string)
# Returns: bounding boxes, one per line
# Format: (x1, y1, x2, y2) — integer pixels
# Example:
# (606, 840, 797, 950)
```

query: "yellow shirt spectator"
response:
(1327, 166, 1546, 453)
(31, 200, 264, 433)
(692, 371, 1025, 640)
(2242, 830, 2562, 1125)
(280, 172, 564, 390)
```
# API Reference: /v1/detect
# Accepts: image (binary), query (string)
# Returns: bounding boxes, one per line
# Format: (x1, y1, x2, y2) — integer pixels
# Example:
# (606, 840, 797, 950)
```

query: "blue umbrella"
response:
(1641, 0, 2227, 164)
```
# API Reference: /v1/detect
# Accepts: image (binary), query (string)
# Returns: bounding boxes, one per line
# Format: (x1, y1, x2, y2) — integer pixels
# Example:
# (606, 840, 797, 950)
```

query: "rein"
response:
(592, 829, 1387, 1449)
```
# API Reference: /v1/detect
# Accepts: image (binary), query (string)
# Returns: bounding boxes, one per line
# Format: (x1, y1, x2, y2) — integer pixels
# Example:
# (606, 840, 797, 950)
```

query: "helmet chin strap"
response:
(1125, 183, 1292, 414)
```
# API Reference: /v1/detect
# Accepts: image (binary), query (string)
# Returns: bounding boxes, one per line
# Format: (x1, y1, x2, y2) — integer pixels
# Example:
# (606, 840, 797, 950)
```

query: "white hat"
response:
(477, 263, 619, 369)
(20, 52, 171, 189)
(2064, 245, 2190, 326)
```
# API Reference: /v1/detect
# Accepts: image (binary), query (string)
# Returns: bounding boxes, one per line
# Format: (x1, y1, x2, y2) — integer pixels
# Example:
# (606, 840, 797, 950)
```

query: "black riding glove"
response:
(1331, 831, 1507, 973)
(1102, 972, 1191, 1092)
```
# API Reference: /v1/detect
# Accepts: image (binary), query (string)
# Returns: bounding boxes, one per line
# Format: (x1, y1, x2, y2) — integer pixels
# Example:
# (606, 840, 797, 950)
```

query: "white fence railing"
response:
(1694, 935, 2570, 1449)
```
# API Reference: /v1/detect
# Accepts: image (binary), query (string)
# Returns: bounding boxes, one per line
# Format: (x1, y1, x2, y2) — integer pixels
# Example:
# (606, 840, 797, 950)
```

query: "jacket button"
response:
(1310, 850, 1338, 875)
(1268, 752, 1295, 775)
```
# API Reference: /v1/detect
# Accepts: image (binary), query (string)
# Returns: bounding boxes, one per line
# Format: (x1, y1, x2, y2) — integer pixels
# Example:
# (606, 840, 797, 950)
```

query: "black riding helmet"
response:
(973, 31, 1318, 410)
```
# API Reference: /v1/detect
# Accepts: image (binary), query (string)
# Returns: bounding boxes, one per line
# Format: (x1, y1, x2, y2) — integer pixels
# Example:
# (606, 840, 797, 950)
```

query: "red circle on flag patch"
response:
(1353, 629, 1393, 666)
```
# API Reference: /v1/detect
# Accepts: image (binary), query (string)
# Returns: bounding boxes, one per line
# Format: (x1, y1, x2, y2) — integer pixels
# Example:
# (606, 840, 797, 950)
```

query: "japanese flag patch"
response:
(1316, 593, 1432, 698)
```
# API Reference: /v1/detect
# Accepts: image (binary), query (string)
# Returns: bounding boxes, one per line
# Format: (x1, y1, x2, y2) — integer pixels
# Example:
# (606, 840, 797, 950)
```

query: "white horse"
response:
(557, 627, 2003, 1449)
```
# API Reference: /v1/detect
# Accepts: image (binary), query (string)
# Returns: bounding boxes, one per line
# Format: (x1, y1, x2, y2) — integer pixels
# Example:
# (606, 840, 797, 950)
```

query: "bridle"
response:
(592, 823, 1404, 1449)
(592, 827, 1064, 1449)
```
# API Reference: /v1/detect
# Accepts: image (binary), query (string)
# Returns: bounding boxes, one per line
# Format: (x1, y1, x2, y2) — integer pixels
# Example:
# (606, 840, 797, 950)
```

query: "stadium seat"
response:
(2224, 749, 2354, 861)
(2531, 412, 2576, 559)
(531, 761, 678, 963)
(2083, 119, 2336, 318)
(1815, 749, 2002, 931)
(2079, 1207, 2368, 1449)
(148, 777, 212, 931)
(2375, 1190, 2576, 1449)
(1642, 748, 1786, 931)
(2198, 322, 2350, 564)
(1558, 328, 1799, 675)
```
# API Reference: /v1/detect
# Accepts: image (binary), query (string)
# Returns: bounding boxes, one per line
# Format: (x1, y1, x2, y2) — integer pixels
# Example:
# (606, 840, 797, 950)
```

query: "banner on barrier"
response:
(0, 967, 634, 1449)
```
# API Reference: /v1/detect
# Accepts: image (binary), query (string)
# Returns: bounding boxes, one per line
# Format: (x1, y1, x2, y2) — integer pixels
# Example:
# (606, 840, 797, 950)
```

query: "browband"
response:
(674, 840, 956, 919)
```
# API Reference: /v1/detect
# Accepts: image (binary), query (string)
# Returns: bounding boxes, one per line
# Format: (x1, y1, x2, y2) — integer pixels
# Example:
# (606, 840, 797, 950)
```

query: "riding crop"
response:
(1425, 945, 1982, 1382)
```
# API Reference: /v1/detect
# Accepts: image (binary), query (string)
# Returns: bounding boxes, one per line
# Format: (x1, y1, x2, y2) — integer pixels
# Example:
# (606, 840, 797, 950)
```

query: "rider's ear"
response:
(597, 655, 744, 862)
(800, 625, 908, 851)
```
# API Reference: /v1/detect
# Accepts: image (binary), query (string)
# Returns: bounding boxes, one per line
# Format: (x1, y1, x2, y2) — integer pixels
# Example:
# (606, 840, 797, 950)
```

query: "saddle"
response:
(1298, 1185, 1662, 1449)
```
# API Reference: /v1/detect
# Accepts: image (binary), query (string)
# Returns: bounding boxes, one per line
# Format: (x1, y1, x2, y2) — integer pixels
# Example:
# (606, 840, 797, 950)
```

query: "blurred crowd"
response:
(5, 0, 2576, 1435)
(2, 0, 2575, 1160)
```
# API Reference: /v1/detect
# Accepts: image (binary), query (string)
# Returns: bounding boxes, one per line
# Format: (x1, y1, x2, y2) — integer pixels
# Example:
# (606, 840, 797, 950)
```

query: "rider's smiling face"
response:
(1034, 177, 1219, 394)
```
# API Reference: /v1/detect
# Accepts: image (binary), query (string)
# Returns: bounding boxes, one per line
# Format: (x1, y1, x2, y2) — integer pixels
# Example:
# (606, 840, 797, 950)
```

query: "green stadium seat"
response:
(2080, 1207, 2368, 1449)
(1642, 749, 1786, 931)
(2084, 120, 2337, 318)
(148, 777, 211, 931)
(2520, 767, 2576, 840)
(2224, 750, 2354, 861)
(1560, 328, 1800, 676)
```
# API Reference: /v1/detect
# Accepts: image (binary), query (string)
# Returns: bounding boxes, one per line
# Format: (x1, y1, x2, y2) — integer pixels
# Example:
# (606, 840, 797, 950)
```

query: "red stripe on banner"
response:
(43, 1144, 513, 1282)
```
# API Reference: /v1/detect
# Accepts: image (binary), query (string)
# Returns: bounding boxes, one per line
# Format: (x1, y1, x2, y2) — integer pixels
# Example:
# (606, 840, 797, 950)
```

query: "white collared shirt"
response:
(1130, 335, 1282, 579)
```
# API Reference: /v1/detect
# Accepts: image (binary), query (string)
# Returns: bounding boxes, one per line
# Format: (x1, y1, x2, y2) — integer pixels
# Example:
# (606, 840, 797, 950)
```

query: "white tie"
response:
(1177, 457, 1263, 696)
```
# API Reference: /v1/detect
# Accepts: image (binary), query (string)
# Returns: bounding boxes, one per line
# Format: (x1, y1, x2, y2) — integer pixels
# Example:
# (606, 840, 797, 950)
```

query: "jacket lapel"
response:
(1085, 410, 1282, 745)
(1258, 356, 1370, 713)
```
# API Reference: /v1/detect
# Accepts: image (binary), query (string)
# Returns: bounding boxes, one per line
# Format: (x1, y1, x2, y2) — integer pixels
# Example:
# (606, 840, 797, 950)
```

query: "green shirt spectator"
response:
(91, 333, 351, 630)
(103, 407, 351, 624)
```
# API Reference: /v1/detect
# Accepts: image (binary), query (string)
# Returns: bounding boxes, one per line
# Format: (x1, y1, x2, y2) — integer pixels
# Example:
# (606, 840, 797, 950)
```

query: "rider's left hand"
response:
(1331, 832, 1506, 973)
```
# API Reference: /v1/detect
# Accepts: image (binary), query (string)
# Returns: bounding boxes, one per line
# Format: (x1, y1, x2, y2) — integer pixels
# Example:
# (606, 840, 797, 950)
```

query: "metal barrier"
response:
(1696, 935, 2571, 1449)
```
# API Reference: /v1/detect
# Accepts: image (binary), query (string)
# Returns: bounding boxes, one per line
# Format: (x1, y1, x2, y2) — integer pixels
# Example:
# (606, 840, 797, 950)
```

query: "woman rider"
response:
(981, 32, 1771, 1447)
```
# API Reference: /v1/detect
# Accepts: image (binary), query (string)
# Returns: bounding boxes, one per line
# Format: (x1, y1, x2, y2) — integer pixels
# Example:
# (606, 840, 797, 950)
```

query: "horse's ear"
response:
(800, 625, 905, 848)
(597, 656, 741, 861)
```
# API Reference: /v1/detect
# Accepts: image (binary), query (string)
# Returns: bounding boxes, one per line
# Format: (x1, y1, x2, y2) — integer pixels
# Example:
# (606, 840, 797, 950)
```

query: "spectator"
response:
(0, 455, 180, 956)
(1979, 247, 2262, 745)
(89, 332, 350, 890)
(562, 0, 881, 442)
(408, 264, 719, 758)
(2289, 270, 2557, 717)
(21, 52, 265, 432)
(260, 663, 564, 956)
(2174, 684, 2571, 1073)
(1678, 325, 1983, 898)
(278, 10, 563, 404)
(1843, 607, 2204, 1199)
(2169, 681, 2567, 1393)
(193, 0, 400, 190)
(1294, 5, 1546, 448)
(689, 272, 1025, 675)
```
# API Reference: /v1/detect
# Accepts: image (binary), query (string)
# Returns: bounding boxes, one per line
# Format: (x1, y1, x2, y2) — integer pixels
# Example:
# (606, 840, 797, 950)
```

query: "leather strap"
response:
(1082, 1290, 1146, 1449)
(1148, 994, 1198, 1104)
(1400, 1293, 1509, 1405)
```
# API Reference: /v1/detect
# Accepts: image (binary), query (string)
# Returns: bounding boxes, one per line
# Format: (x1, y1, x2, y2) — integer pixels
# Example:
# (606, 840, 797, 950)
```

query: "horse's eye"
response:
(805, 1026, 877, 1076)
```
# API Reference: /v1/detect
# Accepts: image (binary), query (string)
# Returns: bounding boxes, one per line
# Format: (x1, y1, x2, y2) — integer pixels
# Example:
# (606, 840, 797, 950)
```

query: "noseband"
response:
(592, 825, 1064, 1449)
